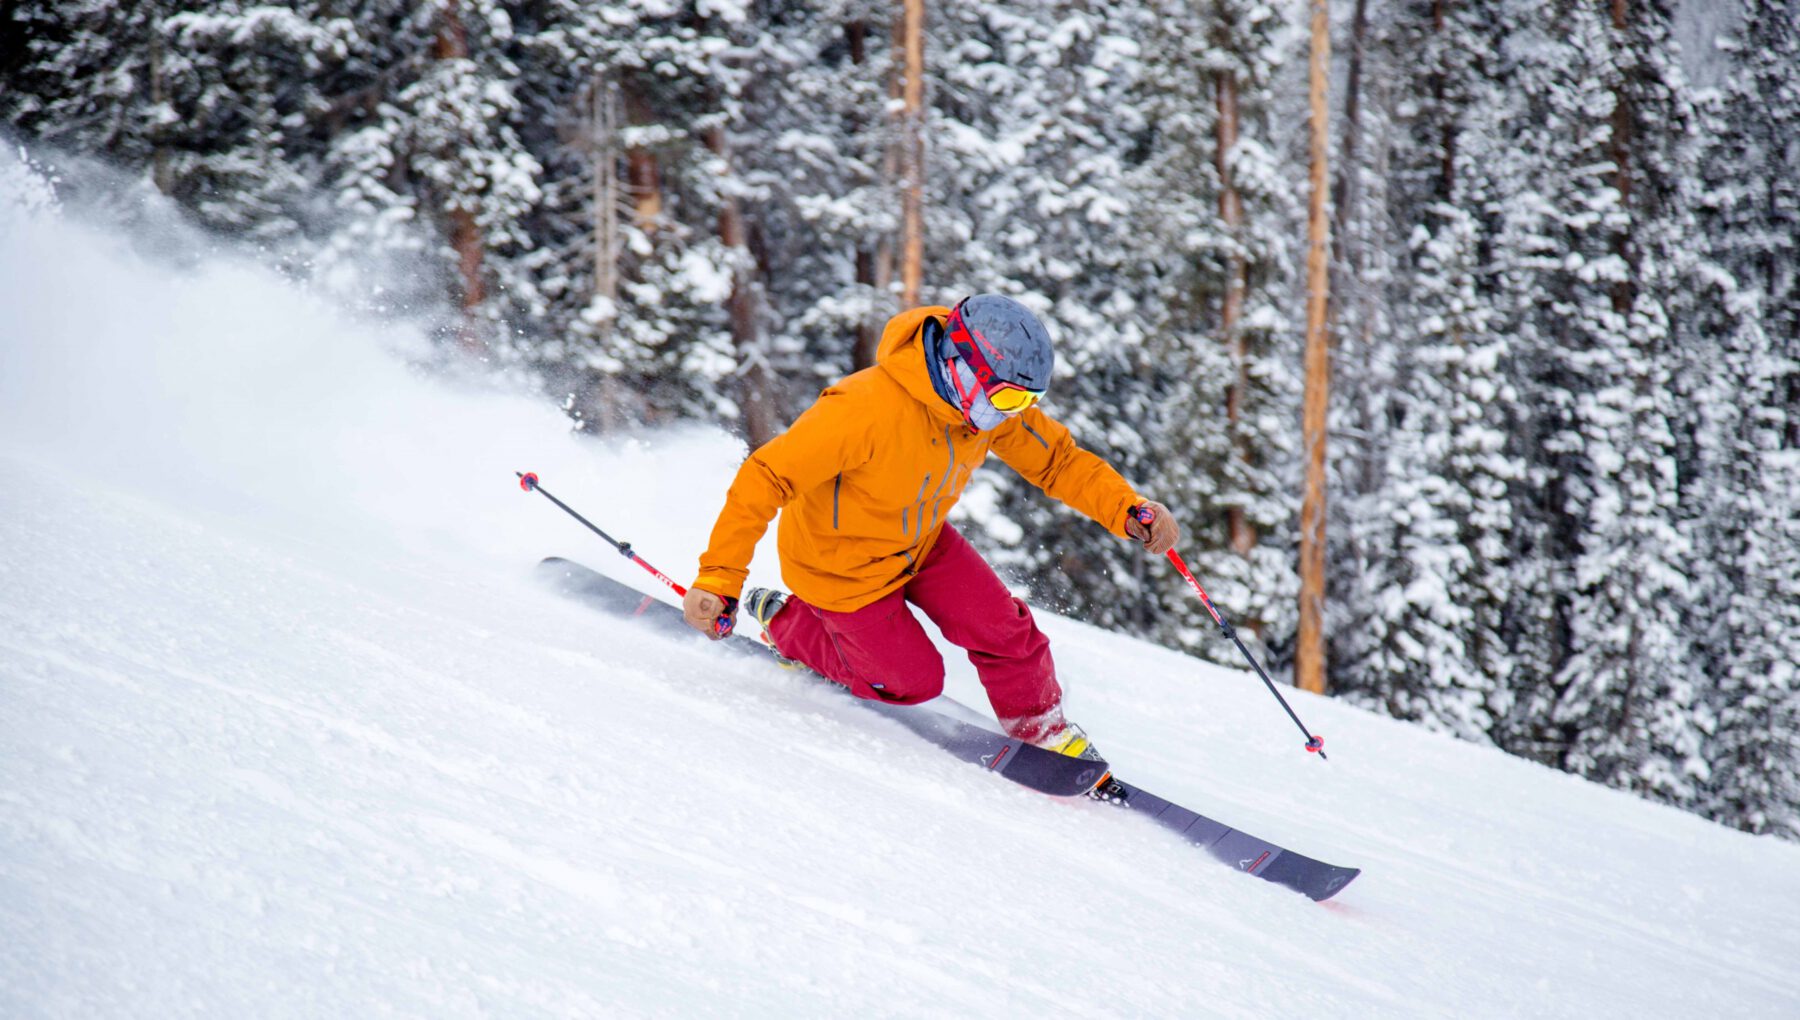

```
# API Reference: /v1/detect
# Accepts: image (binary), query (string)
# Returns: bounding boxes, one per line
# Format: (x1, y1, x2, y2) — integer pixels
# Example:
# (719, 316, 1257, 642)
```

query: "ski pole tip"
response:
(518, 471, 539, 492)
(1306, 735, 1324, 754)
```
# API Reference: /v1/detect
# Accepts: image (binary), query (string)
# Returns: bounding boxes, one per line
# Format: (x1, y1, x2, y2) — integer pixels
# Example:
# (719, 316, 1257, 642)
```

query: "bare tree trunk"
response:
(446, 209, 486, 309)
(1608, 0, 1635, 316)
(1297, 0, 1333, 696)
(1331, 0, 1380, 521)
(855, 248, 882, 368)
(849, 20, 885, 370)
(899, 0, 925, 307)
(1331, 0, 1368, 252)
(707, 126, 779, 447)
(591, 75, 620, 328)
(876, 15, 902, 311)
(622, 87, 664, 233)
(433, 0, 467, 60)
(1216, 68, 1257, 560)
(1434, 0, 1455, 198)
(574, 76, 623, 429)
(147, 15, 173, 195)
(434, 0, 486, 353)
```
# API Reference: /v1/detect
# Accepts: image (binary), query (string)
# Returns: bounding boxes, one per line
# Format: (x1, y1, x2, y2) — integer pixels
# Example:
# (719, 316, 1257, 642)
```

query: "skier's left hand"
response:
(1126, 500, 1180, 555)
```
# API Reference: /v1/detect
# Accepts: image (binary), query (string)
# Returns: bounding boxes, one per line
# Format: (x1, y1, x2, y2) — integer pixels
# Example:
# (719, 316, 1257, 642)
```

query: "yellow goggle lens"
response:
(987, 386, 1043, 413)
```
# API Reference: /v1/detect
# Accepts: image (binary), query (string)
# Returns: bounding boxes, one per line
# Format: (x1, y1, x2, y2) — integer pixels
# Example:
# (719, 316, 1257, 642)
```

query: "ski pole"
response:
(1133, 505, 1327, 761)
(516, 471, 736, 637)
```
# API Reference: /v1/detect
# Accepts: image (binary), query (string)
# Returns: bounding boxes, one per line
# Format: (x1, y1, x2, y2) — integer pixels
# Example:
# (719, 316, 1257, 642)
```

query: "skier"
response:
(680, 295, 1179, 770)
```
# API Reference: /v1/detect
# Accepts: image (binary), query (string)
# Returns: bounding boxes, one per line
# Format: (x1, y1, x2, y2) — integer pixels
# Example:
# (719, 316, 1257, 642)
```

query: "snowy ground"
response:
(5, 152, 1799, 1018)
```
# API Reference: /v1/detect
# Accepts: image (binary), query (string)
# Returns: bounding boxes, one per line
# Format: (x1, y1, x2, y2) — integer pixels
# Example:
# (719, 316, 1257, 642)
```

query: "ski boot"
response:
(1036, 720, 1114, 795)
(741, 586, 801, 668)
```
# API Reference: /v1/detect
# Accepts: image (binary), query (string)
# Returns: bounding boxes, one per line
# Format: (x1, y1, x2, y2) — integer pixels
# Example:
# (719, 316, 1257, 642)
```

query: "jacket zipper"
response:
(924, 425, 957, 538)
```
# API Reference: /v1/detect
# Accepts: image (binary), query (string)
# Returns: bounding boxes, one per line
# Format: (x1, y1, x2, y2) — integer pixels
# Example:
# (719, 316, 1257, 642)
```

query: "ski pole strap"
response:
(714, 596, 738, 639)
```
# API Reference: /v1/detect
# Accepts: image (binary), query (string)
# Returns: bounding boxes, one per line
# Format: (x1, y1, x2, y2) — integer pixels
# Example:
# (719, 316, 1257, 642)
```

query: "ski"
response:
(536, 555, 1360, 901)
(535, 557, 1109, 797)
(1090, 778, 1359, 900)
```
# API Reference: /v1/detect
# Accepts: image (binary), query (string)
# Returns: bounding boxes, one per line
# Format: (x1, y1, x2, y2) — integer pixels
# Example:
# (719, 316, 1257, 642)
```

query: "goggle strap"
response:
(948, 355, 980, 422)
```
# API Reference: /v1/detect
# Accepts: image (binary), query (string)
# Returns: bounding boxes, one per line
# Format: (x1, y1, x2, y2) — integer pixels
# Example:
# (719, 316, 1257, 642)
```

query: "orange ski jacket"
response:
(692, 306, 1143, 612)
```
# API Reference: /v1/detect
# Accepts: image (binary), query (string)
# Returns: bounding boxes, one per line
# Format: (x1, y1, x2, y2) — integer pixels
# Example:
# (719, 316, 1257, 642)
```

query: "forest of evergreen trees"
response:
(4, 0, 1795, 838)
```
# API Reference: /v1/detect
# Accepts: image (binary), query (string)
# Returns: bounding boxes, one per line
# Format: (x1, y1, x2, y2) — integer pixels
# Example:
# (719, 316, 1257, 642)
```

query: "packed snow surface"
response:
(4, 153, 1798, 1018)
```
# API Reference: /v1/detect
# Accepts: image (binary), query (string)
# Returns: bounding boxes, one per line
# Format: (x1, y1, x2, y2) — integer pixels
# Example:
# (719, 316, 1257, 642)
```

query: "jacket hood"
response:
(875, 305, 963, 427)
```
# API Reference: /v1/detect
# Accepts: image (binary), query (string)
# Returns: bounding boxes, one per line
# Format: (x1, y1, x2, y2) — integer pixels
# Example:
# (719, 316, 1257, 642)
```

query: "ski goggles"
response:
(945, 304, 1047, 414)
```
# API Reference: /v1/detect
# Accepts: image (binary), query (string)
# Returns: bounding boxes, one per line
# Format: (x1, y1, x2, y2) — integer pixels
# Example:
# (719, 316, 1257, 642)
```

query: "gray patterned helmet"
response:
(945, 294, 1054, 398)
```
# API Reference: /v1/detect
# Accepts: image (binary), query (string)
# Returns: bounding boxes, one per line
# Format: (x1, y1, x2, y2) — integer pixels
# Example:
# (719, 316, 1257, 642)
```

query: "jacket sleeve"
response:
(989, 407, 1141, 540)
(692, 390, 874, 601)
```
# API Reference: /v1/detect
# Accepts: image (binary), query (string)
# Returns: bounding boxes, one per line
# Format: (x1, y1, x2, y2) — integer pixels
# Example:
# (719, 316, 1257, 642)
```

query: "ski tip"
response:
(518, 471, 539, 492)
(1311, 868, 1360, 901)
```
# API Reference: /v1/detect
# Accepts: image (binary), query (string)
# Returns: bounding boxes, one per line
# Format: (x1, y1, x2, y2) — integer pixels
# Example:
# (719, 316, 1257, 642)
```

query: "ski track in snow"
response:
(4, 150, 1800, 1018)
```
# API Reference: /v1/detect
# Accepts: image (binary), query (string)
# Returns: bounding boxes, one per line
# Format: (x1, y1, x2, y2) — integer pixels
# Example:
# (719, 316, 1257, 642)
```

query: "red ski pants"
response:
(766, 524, 1065, 741)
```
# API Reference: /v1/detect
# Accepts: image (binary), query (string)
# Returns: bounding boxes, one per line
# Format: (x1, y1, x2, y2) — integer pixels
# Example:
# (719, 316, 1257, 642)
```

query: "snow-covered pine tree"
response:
(737, 1, 900, 396)
(1330, 0, 1517, 739)
(1120, 0, 1300, 661)
(317, 0, 544, 353)
(152, 5, 356, 254)
(1336, 203, 1519, 738)
(3, 1, 184, 189)
(1552, 0, 1709, 804)
(1481, 0, 1705, 804)
(6, 1, 348, 260)
(1476, 1, 1594, 765)
(1322, 0, 1399, 708)
(429, 1, 542, 345)
(505, 1, 755, 427)
(1688, 0, 1800, 837)
(1683, 265, 1800, 836)
(516, 0, 814, 439)
(1, 0, 320, 236)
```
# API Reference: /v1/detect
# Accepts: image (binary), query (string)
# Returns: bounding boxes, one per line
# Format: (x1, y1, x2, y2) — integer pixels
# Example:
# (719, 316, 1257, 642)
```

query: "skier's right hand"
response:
(1126, 500, 1181, 555)
(683, 587, 737, 639)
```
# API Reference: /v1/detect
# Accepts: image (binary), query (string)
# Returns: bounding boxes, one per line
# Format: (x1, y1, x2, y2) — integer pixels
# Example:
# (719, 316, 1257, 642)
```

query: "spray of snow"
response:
(0, 145, 765, 584)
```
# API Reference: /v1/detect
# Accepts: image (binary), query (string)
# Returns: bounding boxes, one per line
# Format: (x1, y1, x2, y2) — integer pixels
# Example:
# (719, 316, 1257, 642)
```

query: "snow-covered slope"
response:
(4, 154, 1798, 1019)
